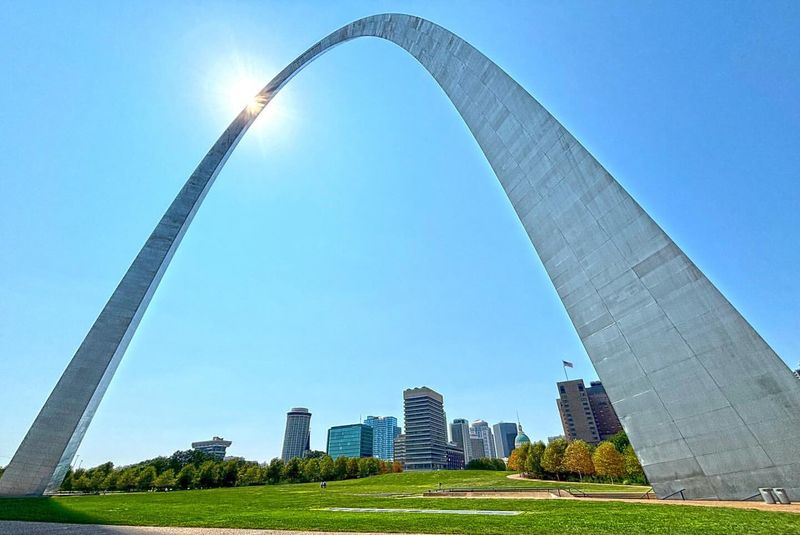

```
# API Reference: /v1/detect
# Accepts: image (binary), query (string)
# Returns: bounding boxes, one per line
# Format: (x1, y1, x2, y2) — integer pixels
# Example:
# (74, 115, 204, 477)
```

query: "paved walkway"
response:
(503, 474, 800, 513)
(0, 522, 433, 535)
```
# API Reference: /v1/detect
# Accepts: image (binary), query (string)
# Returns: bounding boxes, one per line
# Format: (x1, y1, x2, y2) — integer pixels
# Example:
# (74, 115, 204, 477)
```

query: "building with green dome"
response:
(513, 424, 530, 449)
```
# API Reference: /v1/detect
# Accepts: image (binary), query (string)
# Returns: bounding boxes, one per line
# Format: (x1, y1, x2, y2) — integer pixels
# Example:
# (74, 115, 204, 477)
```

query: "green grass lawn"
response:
(1, 471, 798, 534)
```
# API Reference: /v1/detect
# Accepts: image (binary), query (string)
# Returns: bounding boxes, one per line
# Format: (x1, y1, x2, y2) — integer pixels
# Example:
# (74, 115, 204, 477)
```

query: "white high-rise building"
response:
(470, 420, 497, 459)
(449, 418, 473, 463)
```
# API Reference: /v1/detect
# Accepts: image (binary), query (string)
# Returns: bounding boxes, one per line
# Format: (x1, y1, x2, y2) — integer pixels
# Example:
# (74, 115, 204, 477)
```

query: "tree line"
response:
(60, 449, 402, 493)
(507, 431, 646, 485)
(465, 458, 507, 471)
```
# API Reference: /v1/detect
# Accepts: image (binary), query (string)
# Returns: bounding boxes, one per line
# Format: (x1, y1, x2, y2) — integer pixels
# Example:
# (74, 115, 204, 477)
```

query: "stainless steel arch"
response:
(2, 13, 798, 500)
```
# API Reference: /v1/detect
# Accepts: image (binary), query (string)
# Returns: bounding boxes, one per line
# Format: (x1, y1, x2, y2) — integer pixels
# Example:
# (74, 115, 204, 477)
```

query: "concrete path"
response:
(502, 474, 800, 513)
(0, 522, 434, 535)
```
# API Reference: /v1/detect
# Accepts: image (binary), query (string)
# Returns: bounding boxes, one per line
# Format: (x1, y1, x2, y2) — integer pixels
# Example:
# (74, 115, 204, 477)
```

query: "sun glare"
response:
(227, 75, 266, 115)
(205, 56, 296, 153)
(219, 70, 290, 130)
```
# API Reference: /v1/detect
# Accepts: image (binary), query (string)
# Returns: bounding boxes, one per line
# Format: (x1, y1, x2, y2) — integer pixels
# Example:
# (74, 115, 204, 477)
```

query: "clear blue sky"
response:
(1, 1, 798, 468)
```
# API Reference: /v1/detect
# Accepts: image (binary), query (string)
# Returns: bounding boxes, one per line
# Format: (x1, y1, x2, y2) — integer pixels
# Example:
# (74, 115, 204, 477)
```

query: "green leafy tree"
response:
(267, 458, 284, 485)
(525, 441, 546, 478)
(593, 442, 625, 483)
(101, 470, 118, 491)
(541, 438, 567, 479)
(466, 458, 507, 470)
(609, 431, 630, 454)
(346, 458, 360, 479)
(283, 457, 303, 483)
(265, 459, 281, 484)
(358, 457, 380, 478)
(302, 458, 321, 482)
(466, 458, 483, 470)
(319, 455, 335, 481)
(89, 469, 106, 491)
(623, 445, 646, 483)
(137, 466, 157, 491)
(236, 464, 260, 486)
(220, 460, 240, 487)
(73, 474, 92, 492)
(197, 460, 220, 488)
(176, 464, 196, 489)
(334, 457, 348, 480)
(168, 449, 215, 473)
(60, 468, 74, 491)
(117, 468, 138, 491)
(153, 469, 176, 491)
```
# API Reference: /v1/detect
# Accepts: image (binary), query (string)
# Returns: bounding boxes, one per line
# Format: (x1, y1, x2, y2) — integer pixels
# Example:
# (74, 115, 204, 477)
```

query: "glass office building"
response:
(492, 422, 518, 458)
(364, 415, 401, 460)
(326, 423, 374, 459)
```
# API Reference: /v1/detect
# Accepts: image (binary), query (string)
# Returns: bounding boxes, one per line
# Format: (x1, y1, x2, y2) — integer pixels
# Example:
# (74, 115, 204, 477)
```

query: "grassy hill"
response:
(1, 470, 797, 534)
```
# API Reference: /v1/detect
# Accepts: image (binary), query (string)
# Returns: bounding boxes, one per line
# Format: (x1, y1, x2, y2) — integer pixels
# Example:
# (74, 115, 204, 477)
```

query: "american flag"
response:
(562, 360, 574, 368)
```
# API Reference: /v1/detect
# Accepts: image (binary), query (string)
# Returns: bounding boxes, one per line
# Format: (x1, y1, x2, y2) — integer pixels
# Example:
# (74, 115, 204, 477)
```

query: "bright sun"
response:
(221, 71, 290, 131)
(227, 75, 266, 115)
(205, 57, 295, 151)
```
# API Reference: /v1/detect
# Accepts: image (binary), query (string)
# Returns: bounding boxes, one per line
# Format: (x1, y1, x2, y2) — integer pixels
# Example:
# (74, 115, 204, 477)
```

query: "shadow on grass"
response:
(0, 496, 108, 527)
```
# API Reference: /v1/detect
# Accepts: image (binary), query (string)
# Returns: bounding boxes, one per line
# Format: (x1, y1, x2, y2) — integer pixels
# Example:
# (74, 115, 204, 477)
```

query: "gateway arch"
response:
(1, 13, 798, 500)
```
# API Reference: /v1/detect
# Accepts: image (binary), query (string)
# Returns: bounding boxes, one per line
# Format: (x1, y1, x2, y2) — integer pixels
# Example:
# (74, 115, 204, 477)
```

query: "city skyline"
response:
(1, 2, 798, 471)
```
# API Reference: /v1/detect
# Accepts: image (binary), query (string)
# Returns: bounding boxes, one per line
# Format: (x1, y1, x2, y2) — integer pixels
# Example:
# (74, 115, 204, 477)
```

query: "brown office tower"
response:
(557, 379, 623, 444)
(586, 381, 623, 440)
(557, 379, 600, 444)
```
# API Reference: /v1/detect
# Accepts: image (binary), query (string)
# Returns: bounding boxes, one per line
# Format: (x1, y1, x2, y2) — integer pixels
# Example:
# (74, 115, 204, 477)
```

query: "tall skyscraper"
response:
(470, 420, 497, 459)
(586, 381, 623, 441)
(364, 415, 401, 461)
(191, 436, 231, 460)
(326, 424, 373, 459)
(449, 418, 473, 463)
(402, 387, 447, 470)
(470, 437, 486, 459)
(493, 422, 518, 458)
(557, 380, 599, 444)
(281, 407, 311, 461)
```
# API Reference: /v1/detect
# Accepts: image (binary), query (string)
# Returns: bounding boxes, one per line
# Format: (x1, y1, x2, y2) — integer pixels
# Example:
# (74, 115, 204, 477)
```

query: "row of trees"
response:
(507, 431, 646, 484)
(61, 449, 402, 493)
(465, 458, 507, 471)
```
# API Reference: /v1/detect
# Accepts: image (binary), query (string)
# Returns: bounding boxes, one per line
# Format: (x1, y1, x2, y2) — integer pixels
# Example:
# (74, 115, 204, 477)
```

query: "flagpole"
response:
(563, 362, 569, 381)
